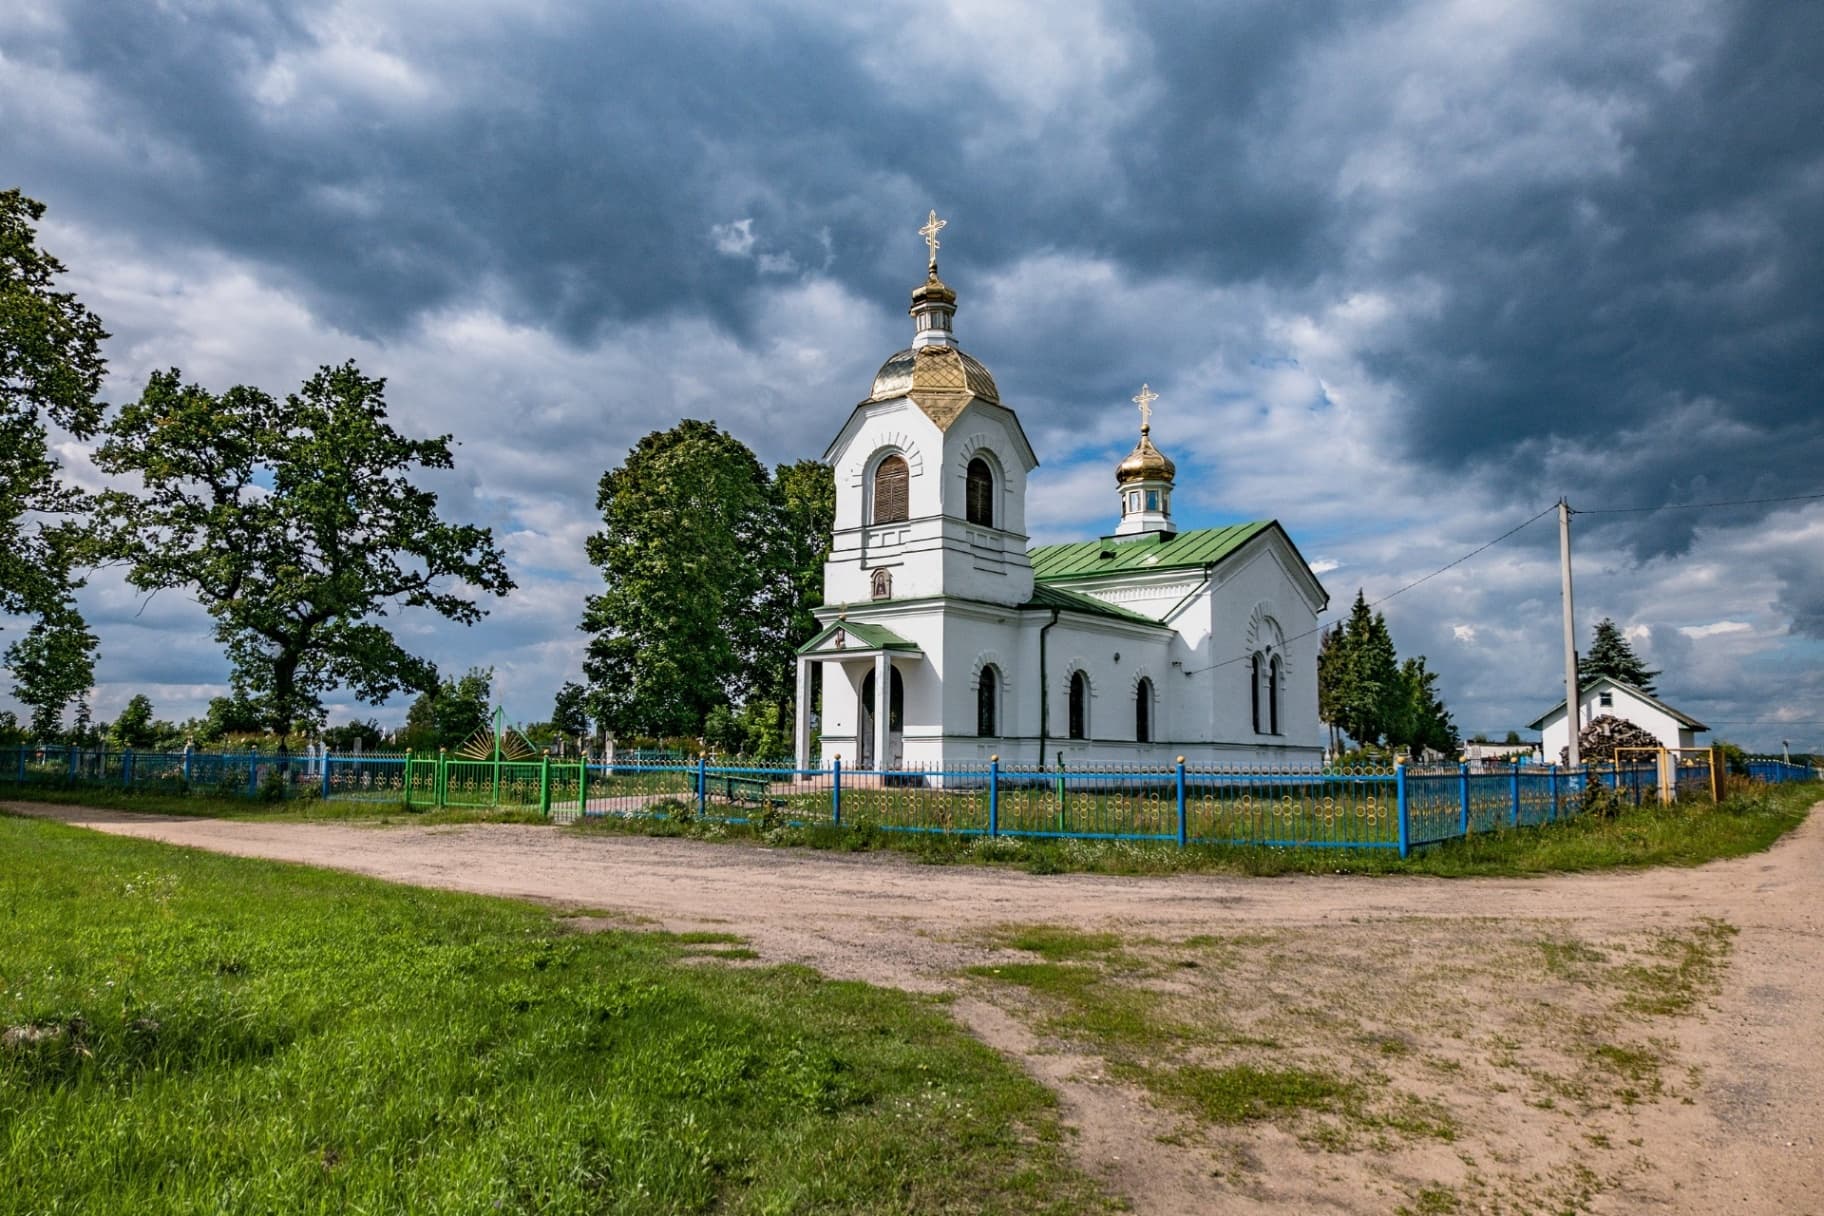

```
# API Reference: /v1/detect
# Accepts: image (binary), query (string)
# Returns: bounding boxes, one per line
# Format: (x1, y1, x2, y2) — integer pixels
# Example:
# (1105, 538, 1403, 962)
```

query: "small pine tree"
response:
(1579, 618, 1659, 693)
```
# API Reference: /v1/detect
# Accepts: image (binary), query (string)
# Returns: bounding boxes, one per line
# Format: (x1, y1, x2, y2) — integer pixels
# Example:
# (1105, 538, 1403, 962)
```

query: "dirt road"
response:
(14, 802, 1822, 1214)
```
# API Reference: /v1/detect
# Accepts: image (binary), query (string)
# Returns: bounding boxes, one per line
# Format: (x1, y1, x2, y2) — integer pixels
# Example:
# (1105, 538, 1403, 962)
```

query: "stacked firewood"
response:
(1562, 714, 1660, 766)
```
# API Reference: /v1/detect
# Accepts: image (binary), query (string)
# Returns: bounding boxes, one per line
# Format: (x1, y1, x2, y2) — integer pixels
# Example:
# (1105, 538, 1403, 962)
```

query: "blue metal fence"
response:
(3, 744, 1817, 857)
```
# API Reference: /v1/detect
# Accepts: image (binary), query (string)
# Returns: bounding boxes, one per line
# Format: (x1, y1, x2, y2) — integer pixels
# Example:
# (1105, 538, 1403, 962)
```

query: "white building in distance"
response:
(792, 215, 1330, 771)
(1529, 676, 1708, 762)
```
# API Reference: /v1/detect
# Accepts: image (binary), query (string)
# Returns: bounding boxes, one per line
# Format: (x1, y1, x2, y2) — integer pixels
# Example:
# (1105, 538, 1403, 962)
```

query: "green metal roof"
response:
(796, 619, 922, 656)
(1023, 582, 1163, 626)
(1028, 522, 1273, 582)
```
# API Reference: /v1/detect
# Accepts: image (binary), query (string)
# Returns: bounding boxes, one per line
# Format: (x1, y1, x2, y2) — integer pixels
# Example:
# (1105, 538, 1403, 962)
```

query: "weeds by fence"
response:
(4, 744, 1814, 856)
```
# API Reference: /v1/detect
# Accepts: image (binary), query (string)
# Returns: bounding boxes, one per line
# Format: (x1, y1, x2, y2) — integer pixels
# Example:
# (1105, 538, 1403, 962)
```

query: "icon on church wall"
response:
(871, 568, 893, 600)
(833, 629, 846, 650)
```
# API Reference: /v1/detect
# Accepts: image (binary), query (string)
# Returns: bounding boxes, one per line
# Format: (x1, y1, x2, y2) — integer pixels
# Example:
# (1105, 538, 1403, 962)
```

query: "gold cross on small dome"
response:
(1133, 383, 1158, 431)
(919, 209, 947, 269)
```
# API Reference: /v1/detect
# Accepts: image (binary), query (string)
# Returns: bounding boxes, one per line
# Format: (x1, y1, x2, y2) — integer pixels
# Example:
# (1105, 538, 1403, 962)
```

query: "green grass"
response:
(0, 812, 1107, 1215)
(0, 783, 546, 824)
(1142, 1062, 1356, 1124)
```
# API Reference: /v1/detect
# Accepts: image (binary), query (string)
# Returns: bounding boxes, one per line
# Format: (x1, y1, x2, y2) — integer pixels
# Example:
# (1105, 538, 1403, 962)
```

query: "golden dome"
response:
(909, 268, 957, 307)
(1116, 428, 1176, 483)
(869, 345, 1000, 406)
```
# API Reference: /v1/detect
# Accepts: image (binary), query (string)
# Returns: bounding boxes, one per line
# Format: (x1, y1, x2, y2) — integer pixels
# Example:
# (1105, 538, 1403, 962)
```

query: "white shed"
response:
(1528, 677, 1707, 762)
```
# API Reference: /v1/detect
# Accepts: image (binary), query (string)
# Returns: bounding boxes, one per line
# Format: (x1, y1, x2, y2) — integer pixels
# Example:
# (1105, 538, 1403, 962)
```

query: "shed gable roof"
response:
(1527, 677, 1708, 732)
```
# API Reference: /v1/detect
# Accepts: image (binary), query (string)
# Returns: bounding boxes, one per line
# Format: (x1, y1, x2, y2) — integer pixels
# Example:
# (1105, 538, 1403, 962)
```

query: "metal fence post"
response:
(989, 755, 1001, 838)
(831, 757, 842, 827)
(322, 752, 333, 800)
(403, 751, 413, 809)
(1549, 764, 1559, 822)
(15, 746, 24, 785)
(539, 751, 552, 816)
(68, 747, 77, 782)
(1459, 762, 1471, 838)
(1175, 756, 1188, 847)
(695, 754, 707, 819)
(436, 748, 448, 808)
(124, 748, 136, 790)
(1510, 758, 1521, 828)
(247, 750, 258, 798)
(182, 745, 193, 787)
(577, 756, 588, 816)
(1395, 757, 1410, 858)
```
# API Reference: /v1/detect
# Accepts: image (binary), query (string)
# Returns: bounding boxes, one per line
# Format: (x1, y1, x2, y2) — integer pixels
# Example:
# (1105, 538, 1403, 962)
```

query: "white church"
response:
(792, 214, 1330, 772)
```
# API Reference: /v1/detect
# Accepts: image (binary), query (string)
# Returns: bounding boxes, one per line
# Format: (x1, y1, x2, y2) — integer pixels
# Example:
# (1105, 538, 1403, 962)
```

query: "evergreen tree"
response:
(1386, 656, 1459, 758)
(1578, 618, 1659, 692)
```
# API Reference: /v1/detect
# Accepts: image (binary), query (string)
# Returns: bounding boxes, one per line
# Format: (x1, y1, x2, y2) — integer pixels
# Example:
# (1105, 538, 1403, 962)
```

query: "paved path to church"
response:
(17, 800, 1823, 1215)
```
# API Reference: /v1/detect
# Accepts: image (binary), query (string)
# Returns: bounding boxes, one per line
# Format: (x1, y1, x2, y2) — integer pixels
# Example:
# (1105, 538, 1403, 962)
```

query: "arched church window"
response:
(873, 454, 909, 525)
(1250, 653, 1263, 734)
(1068, 671, 1088, 740)
(965, 457, 994, 526)
(871, 568, 892, 600)
(1268, 655, 1281, 735)
(977, 665, 999, 737)
(1135, 678, 1153, 743)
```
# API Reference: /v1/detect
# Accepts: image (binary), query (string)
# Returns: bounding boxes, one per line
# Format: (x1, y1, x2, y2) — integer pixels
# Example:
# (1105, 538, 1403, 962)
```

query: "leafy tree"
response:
(199, 691, 266, 743)
(581, 421, 773, 738)
(0, 711, 21, 746)
(92, 362, 514, 753)
(1503, 729, 1523, 745)
(7, 609, 95, 739)
(551, 681, 590, 749)
(1578, 618, 1659, 692)
(1, 190, 106, 703)
(402, 666, 493, 752)
(750, 459, 835, 701)
(323, 718, 387, 752)
(0, 192, 106, 607)
(108, 694, 159, 750)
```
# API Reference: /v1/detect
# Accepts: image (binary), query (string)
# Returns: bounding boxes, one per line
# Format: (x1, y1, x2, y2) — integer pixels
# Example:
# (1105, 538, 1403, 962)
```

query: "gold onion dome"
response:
(1116, 428, 1176, 483)
(869, 345, 1000, 405)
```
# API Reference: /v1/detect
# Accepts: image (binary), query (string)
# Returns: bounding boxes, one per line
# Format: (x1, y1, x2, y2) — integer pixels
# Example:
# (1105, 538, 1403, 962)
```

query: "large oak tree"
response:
(93, 361, 513, 751)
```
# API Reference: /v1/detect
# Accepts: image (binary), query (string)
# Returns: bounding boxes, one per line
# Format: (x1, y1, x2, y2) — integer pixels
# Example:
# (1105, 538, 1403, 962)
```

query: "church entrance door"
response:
(859, 665, 905, 770)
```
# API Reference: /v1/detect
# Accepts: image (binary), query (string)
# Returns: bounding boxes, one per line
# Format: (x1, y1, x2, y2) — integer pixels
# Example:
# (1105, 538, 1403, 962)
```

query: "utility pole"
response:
(1559, 499, 1580, 769)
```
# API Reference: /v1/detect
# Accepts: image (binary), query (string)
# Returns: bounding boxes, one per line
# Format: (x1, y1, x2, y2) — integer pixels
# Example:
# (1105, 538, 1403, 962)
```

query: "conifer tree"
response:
(1578, 618, 1659, 692)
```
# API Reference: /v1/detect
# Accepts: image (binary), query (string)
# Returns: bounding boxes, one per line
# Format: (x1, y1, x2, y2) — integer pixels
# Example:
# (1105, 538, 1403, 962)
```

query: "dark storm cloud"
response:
(1345, 1, 1824, 546)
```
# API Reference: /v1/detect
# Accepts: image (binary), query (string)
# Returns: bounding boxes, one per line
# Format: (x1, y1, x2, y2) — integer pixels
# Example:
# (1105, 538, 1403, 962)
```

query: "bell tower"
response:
(818, 212, 1038, 608)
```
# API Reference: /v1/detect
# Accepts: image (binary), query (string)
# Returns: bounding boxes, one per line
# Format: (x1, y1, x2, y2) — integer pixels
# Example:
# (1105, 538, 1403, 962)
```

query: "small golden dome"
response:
(909, 268, 956, 308)
(1116, 428, 1176, 483)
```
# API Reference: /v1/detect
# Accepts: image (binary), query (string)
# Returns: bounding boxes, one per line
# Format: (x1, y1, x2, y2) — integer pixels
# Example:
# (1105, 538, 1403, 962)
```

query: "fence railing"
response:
(8, 744, 1814, 856)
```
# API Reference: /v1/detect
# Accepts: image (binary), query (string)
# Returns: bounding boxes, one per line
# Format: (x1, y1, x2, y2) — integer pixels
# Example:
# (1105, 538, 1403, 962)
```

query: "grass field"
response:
(0, 811, 1107, 1215)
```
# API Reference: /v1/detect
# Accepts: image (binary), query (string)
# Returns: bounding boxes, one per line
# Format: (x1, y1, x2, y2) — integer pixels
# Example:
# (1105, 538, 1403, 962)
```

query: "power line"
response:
(1183, 503, 1558, 675)
(1573, 490, 1824, 516)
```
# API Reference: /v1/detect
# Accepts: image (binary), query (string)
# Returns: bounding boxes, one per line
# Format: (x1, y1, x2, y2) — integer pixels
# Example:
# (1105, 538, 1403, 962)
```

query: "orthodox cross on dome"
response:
(918, 209, 947, 271)
(1132, 383, 1158, 433)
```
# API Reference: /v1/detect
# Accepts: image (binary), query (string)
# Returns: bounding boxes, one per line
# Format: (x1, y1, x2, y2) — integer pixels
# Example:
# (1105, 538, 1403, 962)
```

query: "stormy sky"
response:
(3, 0, 1820, 752)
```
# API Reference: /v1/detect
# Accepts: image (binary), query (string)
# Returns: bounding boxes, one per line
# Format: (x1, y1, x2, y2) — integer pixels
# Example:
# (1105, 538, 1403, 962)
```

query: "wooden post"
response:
(1709, 745, 1726, 803)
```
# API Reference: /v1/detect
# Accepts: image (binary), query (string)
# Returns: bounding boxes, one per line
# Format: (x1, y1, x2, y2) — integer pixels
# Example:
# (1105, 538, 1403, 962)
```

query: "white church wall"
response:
(1197, 538, 1325, 758)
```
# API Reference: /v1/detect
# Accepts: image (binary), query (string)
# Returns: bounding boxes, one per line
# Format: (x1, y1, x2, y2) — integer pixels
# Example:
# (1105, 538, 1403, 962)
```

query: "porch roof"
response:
(796, 619, 923, 657)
